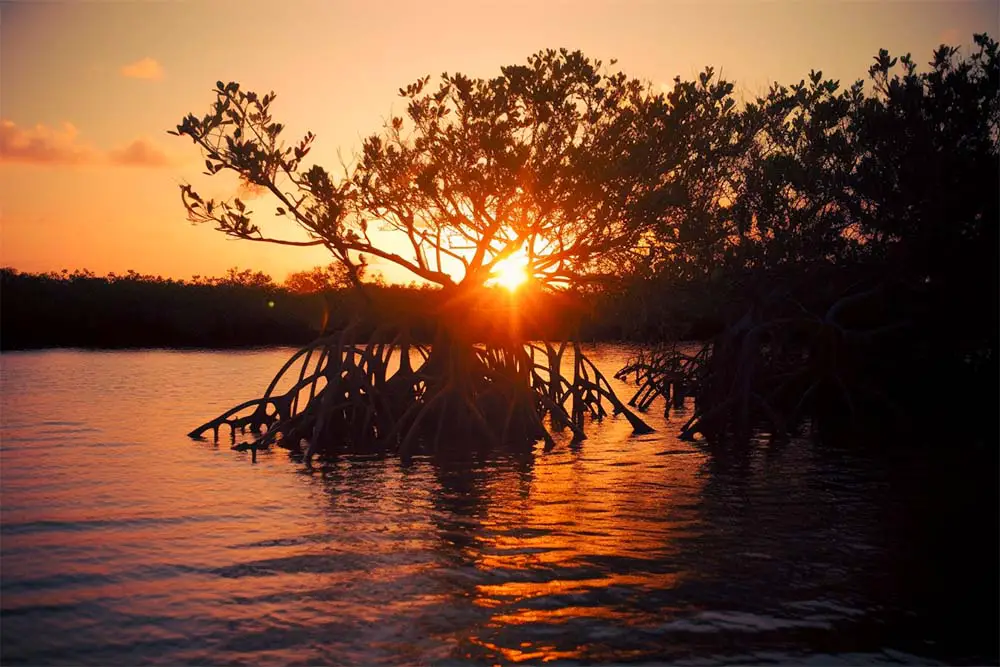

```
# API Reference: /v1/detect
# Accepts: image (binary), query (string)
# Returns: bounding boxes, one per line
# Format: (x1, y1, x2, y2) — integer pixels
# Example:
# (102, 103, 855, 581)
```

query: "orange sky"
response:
(1, 0, 996, 284)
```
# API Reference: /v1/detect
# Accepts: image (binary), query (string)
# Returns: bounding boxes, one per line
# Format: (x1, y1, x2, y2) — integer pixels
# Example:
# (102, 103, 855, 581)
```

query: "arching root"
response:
(190, 332, 652, 460)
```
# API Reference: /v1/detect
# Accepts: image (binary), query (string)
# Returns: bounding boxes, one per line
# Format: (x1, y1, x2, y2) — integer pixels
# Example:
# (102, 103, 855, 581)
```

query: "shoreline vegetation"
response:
(0, 266, 708, 350)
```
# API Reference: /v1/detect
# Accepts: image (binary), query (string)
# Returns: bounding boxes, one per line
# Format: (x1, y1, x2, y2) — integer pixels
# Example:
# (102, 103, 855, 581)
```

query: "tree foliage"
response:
(353, 50, 741, 289)
(284, 261, 365, 294)
(681, 33, 998, 278)
(617, 34, 999, 444)
(171, 49, 746, 295)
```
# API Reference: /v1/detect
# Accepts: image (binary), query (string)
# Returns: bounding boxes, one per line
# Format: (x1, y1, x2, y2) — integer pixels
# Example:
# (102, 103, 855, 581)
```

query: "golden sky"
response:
(1, 0, 996, 283)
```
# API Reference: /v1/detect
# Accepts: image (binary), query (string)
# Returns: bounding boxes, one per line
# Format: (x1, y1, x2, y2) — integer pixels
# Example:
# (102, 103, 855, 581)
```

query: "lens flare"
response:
(490, 254, 529, 291)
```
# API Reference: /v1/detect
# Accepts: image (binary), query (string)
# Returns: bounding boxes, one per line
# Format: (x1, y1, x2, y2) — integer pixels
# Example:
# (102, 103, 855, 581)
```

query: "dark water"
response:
(1, 347, 995, 665)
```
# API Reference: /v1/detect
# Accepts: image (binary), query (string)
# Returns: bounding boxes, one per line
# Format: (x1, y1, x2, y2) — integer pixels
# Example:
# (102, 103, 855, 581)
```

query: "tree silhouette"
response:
(172, 50, 738, 294)
(284, 262, 364, 294)
(172, 37, 996, 456)
(620, 35, 999, 445)
(352, 51, 739, 291)
(172, 49, 729, 458)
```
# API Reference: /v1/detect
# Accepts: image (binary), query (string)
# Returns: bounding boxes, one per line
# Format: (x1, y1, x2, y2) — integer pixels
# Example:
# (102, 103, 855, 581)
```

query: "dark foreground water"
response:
(1, 347, 996, 666)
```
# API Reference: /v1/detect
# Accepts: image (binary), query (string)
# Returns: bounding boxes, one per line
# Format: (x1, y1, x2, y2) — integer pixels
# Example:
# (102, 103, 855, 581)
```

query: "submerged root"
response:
(190, 332, 652, 460)
(619, 283, 908, 445)
(616, 343, 710, 418)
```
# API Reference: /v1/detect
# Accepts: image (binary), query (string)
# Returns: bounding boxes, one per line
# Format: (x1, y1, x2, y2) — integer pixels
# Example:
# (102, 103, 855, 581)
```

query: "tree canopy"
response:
(283, 262, 367, 294)
(171, 48, 741, 293)
(173, 36, 998, 299)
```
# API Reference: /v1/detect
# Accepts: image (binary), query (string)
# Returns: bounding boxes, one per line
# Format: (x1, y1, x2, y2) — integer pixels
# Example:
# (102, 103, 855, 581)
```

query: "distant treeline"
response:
(1, 268, 318, 349)
(1, 267, 681, 350)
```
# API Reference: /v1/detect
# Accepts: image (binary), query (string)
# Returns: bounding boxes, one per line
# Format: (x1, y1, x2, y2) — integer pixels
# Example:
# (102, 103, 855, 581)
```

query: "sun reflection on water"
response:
(1, 347, 955, 665)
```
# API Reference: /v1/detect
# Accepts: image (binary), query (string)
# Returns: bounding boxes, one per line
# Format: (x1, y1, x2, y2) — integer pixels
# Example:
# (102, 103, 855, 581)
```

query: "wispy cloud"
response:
(1, 119, 175, 168)
(120, 57, 164, 80)
(108, 138, 171, 167)
(0, 119, 96, 165)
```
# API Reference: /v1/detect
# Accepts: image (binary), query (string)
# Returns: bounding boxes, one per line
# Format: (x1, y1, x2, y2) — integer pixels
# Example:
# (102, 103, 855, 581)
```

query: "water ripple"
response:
(0, 347, 993, 665)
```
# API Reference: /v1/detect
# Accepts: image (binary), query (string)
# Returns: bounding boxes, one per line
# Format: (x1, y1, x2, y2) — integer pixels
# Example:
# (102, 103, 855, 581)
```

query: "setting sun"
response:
(490, 254, 529, 291)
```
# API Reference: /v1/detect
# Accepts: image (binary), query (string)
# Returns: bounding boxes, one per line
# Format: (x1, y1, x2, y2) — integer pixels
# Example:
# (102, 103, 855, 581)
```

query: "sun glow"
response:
(490, 253, 529, 291)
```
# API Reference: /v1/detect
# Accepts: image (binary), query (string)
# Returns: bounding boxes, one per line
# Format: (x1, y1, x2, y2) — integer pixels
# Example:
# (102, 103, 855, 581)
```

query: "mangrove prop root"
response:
(619, 283, 908, 444)
(616, 343, 710, 419)
(190, 334, 652, 459)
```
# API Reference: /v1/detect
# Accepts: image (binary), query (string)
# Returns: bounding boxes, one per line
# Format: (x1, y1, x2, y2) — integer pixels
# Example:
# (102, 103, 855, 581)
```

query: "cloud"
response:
(108, 138, 171, 167)
(0, 119, 97, 165)
(120, 57, 164, 80)
(1, 119, 175, 168)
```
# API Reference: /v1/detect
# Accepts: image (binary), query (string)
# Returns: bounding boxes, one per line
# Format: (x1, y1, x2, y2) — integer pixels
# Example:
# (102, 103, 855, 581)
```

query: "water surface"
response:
(1, 347, 995, 665)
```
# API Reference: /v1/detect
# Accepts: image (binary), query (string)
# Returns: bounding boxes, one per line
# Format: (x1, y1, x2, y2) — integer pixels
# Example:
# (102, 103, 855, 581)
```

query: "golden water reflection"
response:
(443, 374, 708, 662)
(2, 347, 949, 666)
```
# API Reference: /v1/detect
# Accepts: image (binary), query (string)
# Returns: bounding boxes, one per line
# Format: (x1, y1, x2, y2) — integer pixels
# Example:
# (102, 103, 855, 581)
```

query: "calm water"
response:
(1, 347, 995, 666)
